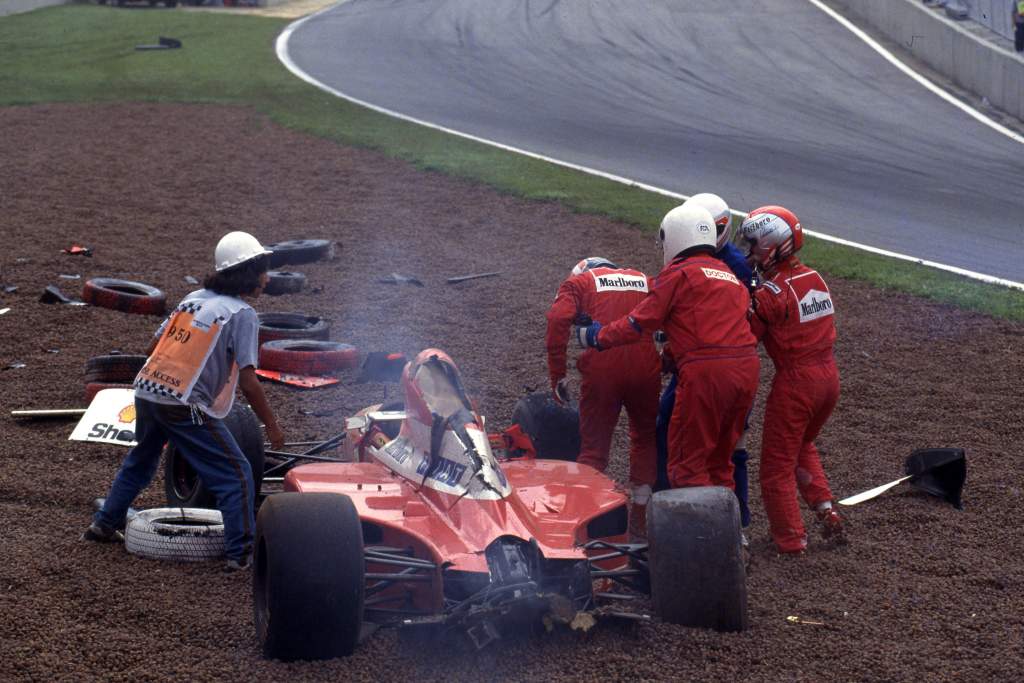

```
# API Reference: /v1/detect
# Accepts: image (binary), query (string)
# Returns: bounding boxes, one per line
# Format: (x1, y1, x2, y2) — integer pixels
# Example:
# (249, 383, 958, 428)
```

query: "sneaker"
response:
(223, 555, 252, 573)
(817, 508, 846, 543)
(82, 522, 124, 543)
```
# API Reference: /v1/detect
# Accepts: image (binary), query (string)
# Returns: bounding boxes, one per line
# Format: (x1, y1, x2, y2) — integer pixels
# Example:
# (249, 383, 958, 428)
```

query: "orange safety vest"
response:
(134, 293, 248, 417)
(136, 306, 224, 402)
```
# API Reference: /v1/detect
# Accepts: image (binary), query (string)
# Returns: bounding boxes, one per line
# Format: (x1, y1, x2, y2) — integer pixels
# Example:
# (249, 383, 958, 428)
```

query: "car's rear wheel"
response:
(648, 487, 747, 632)
(163, 402, 265, 508)
(254, 492, 364, 660)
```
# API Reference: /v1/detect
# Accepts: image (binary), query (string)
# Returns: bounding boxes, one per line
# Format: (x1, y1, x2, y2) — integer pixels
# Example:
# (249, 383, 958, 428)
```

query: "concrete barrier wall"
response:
(962, 0, 1014, 41)
(830, 0, 1024, 120)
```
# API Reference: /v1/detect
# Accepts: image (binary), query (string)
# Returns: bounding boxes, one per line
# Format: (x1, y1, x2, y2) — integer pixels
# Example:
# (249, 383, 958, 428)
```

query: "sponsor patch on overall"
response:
(592, 272, 648, 292)
(762, 281, 782, 294)
(797, 289, 834, 322)
(700, 267, 741, 285)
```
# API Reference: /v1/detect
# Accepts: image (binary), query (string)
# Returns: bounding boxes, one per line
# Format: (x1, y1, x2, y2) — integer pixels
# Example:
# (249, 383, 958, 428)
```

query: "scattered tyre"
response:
(163, 402, 265, 508)
(84, 353, 148, 384)
(510, 390, 581, 461)
(82, 278, 166, 316)
(648, 487, 747, 632)
(257, 312, 330, 346)
(266, 239, 332, 268)
(125, 507, 225, 562)
(259, 340, 359, 376)
(262, 271, 306, 297)
(254, 492, 364, 660)
(85, 381, 134, 403)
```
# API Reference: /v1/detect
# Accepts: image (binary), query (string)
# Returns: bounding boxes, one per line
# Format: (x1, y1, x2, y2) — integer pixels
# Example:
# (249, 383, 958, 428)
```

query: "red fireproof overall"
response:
(546, 266, 661, 485)
(597, 254, 759, 489)
(751, 259, 839, 553)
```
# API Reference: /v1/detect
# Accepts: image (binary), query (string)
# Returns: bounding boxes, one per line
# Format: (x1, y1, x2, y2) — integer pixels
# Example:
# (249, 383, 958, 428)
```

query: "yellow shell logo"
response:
(118, 404, 136, 424)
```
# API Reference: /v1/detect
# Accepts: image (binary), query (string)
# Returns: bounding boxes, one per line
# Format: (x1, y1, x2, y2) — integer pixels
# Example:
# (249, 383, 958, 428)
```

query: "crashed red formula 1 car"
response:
(253, 349, 747, 660)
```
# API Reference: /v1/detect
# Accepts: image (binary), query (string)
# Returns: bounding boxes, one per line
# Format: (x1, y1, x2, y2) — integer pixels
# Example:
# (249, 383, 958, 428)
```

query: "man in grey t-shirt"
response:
(85, 232, 284, 572)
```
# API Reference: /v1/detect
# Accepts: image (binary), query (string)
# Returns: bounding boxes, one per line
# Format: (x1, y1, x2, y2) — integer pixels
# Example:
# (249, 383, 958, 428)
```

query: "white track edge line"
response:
(275, 7, 1024, 292)
(805, 0, 1024, 146)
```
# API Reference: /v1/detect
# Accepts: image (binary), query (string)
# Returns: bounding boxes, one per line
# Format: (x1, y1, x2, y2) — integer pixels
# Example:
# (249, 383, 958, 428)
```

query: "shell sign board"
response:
(70, 388, 138, 446)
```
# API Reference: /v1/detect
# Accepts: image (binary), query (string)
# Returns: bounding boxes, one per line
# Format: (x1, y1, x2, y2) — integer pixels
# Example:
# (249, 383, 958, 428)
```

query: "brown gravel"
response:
(1, 103, 1022, 682)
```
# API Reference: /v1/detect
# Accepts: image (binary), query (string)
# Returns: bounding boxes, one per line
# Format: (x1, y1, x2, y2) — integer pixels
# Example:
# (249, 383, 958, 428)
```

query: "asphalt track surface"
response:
(285, 0, 1024, 284)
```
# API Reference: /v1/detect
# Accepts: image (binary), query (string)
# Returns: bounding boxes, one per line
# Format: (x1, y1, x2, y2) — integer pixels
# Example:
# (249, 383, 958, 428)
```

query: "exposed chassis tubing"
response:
(263, 411, 408, 478)
(360, 539, 653, 634)
(262, 431, 349, 478)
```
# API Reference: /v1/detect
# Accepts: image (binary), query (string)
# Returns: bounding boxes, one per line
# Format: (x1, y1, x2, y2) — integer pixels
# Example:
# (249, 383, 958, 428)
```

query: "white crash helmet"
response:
(214, 231, 272, 272)
(659, 203, 716, 266)
(683, 193, 732, 251)
(738, 205, 804, 273)
(571, 256, 618, 276)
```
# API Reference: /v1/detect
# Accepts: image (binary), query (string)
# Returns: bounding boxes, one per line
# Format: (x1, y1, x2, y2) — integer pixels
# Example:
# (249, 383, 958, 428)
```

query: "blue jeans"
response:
(655, 373, 751, 527)
(94, 398, 255, 561)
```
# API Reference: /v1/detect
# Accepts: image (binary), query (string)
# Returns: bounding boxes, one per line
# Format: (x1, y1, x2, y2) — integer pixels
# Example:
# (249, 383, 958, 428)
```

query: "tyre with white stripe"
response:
(125, 507, 225, 562)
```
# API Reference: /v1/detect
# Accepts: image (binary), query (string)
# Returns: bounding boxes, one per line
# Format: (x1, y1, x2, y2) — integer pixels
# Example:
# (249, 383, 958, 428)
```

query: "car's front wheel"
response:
(254, 492, 365, 660)
(648, 486, 748, 632)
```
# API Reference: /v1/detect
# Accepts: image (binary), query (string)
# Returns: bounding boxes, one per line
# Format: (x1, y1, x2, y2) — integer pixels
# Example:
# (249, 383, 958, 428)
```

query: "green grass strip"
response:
(2, 6, 1021, 320)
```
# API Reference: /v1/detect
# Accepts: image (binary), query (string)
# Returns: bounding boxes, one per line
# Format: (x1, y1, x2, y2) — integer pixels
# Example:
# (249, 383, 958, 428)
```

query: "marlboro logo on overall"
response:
(592, 272, 648, 292)
(135, 303, 224, 402)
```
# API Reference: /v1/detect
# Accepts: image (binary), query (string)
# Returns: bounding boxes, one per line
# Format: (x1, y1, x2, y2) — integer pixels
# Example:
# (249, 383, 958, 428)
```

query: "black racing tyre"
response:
(254, 492, 364, 660)
(163, 402, 265, 509)
(510, 390, 580, 461)
(648, 487, 748, 632)
(262, 271, 306, 297)
(257, 312, 330, 346)
(266, 239, 332, 268)
(125, 507, 225, 562)
(83, 278, 166, 316)
(84, 353, 148, 384)
(259, 339, 359, 376)
(85, 381, 134, 403)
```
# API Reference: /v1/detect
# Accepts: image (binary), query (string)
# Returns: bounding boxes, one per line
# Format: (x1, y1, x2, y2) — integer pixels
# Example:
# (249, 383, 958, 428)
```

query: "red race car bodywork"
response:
(254, 349, 747, 661)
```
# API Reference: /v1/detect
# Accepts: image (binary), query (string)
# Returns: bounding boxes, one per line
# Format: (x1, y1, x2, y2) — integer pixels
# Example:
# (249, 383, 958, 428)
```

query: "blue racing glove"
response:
(575, 320, 603, 349)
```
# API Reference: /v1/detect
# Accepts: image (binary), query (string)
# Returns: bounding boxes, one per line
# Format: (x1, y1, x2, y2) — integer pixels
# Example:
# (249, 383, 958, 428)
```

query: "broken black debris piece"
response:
(39, 285, 85, 306)
(356, 352, 407, 384)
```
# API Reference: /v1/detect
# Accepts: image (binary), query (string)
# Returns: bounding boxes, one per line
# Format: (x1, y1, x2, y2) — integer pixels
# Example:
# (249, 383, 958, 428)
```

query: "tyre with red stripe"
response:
(257, 313, 330, 346)
(83, 278, 166, 316)
(259, 340, 359, 376)
(85, 382, 134, 403)
(84, 353, 148, 384)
